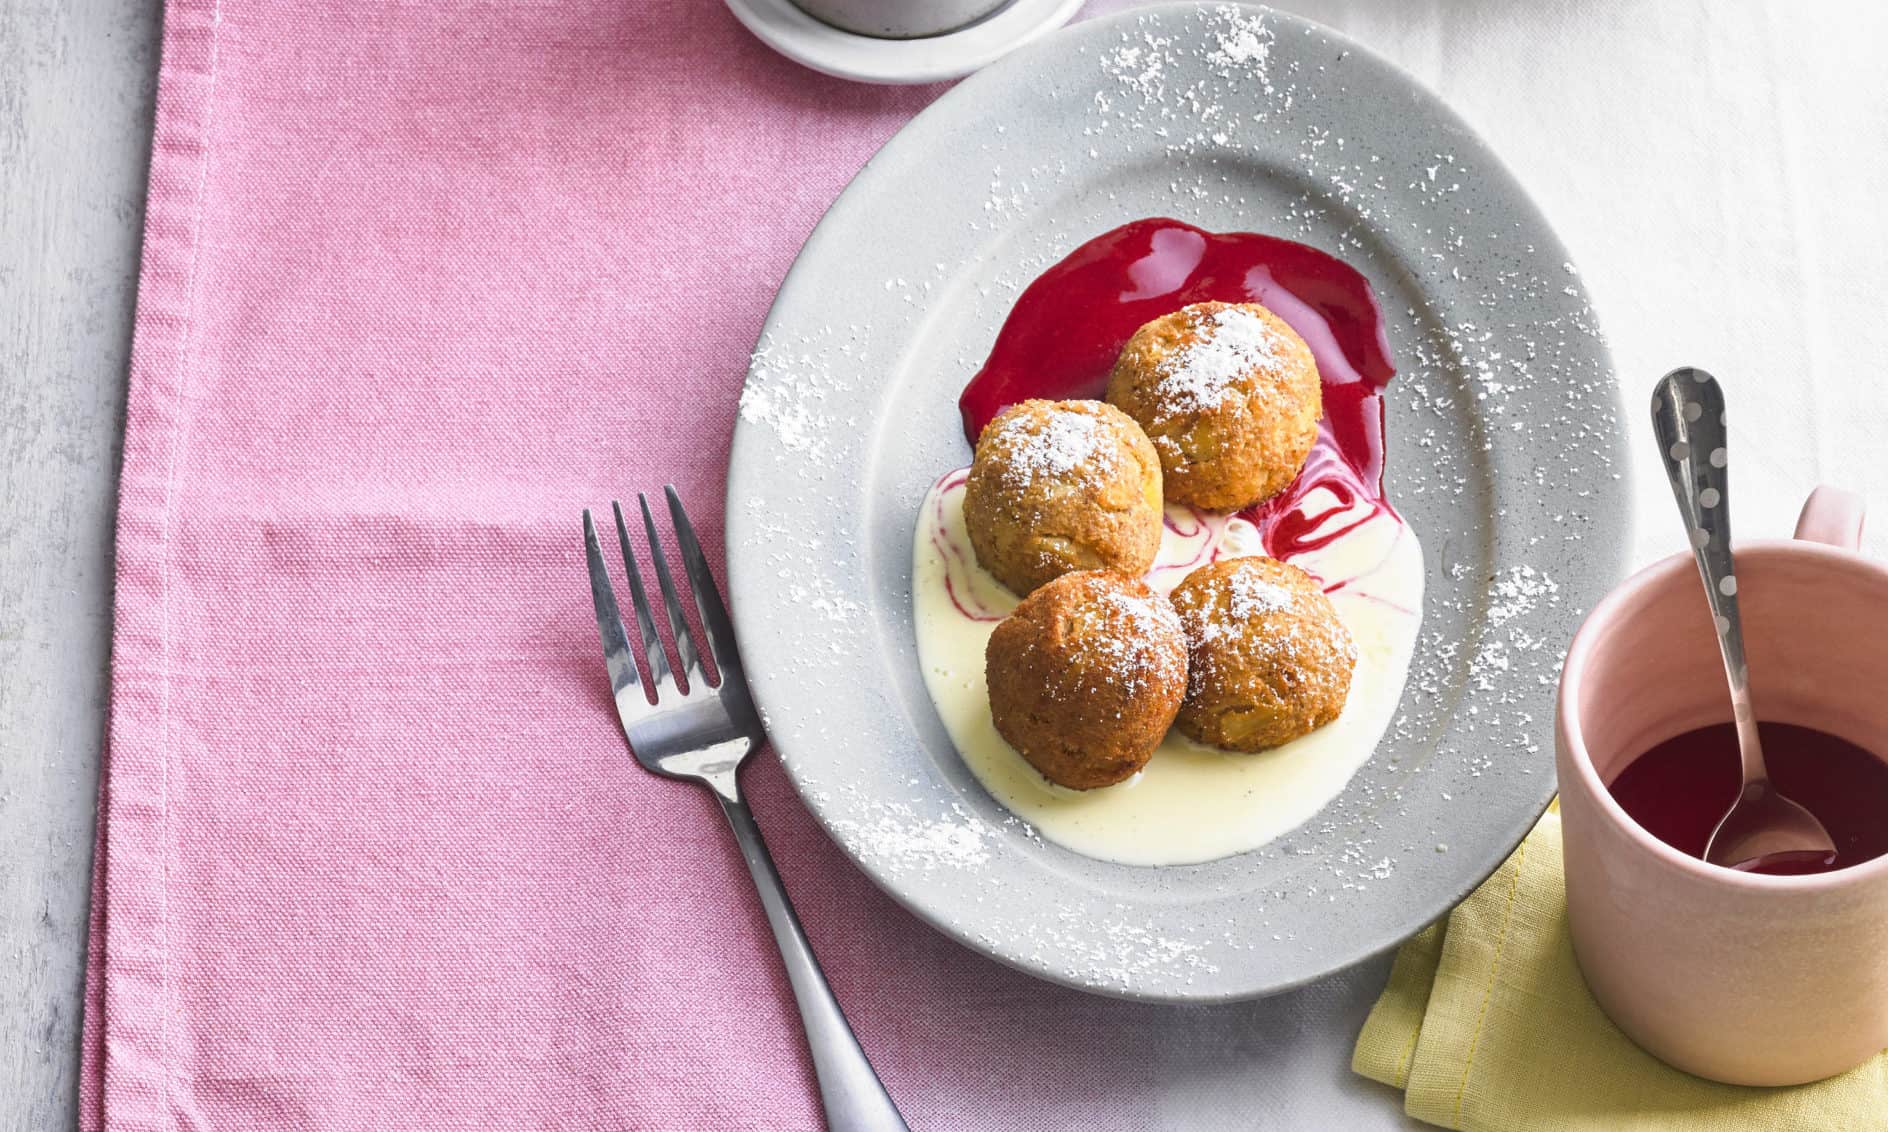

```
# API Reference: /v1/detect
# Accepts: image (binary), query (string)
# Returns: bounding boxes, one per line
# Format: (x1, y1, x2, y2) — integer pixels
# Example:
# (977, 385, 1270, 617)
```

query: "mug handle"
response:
(1794, 485, 1867, 551)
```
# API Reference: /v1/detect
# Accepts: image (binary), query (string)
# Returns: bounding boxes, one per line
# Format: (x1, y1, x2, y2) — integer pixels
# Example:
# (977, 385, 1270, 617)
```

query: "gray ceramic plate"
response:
(726, 3, 1626, 1002)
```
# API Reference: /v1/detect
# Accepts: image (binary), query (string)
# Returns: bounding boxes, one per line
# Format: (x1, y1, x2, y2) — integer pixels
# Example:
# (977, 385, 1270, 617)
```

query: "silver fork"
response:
(582, 487, 909, 1132)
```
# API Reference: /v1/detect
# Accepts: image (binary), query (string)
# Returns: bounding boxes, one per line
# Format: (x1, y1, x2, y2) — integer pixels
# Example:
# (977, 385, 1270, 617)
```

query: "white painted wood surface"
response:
(2, 1, 159, 1127)
(5, 1, 1886, 1127)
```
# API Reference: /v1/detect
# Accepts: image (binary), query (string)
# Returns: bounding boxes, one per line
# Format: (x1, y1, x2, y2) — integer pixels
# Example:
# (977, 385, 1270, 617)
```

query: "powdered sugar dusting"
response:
(1176, 559, 1360, 698)
(1085, 583, 1187, 696)
(824, 792, 1006, 874)
(1017, 908, 1219, 990)
(998, 405, 1115, 488)
(739, 336, 838, 459)
(1100, 584, 1183, 637)
(1151, 306, 1286, 419)
(1102, 37, 1174, 102)
(1469, 565, 1563, 695)
(1204, 5, 1276, 86)
(1486, 565, 1560, 628)
(1228, 568, 1294, 617)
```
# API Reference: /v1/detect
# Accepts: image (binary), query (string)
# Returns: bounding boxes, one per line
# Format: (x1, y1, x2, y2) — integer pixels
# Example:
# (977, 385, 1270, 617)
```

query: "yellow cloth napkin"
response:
(1353, 810, 1888, 1131)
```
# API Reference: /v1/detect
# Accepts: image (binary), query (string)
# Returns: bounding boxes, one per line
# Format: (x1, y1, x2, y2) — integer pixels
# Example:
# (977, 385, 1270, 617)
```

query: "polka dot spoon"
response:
(1651, 367, 1836, 870)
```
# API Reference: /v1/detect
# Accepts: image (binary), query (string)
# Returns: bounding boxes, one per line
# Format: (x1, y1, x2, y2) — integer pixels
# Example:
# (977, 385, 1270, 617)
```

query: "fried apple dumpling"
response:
(1106, 301, 1321, 513)
(1169, 556, 1355, 752)
(984, 570, 1187, 790)
(963, 398, 1164, 597)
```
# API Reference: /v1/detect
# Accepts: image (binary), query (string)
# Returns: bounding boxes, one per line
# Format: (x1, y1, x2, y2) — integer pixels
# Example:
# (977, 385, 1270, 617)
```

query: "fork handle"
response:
(717, 795, 911, 1132)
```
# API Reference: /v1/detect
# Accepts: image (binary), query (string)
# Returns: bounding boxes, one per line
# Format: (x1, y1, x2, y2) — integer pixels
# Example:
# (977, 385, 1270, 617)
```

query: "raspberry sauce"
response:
(958, 218, 1397, 563)
(1607, 722, 1888, 875)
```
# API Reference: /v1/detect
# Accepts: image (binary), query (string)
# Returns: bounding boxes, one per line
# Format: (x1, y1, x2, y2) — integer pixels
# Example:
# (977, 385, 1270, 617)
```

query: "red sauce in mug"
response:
(957, 218, 1398, 563)
(1607, 722, 1888, 875)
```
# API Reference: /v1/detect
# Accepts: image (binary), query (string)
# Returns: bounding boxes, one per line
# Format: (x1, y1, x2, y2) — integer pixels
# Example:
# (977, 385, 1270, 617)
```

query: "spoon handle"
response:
(1649, 368, 1769, 784)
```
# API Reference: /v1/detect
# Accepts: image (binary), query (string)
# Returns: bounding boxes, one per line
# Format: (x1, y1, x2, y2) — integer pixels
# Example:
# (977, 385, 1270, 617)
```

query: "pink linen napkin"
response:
(84, 2, 1365, 1128)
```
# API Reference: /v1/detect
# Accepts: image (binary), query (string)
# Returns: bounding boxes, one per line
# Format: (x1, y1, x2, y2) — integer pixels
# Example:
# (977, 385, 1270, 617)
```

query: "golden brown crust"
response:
(1105, 301, 1321, 513)
(1169, 557, 1355, 752)
(963, 399, 1164, 597)
(984, 570, 1187, 790)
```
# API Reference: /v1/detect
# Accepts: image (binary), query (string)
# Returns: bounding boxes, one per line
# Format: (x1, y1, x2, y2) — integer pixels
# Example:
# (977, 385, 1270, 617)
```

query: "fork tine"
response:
(612, 500, 671, 693)
(582, 510, 646, 707)
(639, 493, 704, 685)
(664, 486, 744, 686)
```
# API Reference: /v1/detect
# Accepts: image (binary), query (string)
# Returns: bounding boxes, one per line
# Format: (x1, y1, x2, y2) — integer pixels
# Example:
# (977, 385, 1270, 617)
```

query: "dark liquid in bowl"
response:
(1607, 722, 1888, 875)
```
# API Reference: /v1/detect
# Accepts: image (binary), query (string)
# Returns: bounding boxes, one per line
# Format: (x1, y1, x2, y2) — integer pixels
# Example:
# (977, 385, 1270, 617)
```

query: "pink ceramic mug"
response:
(1557, 485, 1888, 1086)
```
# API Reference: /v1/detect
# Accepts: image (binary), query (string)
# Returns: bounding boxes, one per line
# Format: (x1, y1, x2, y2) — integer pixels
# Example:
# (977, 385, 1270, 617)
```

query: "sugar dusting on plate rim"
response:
(730, 4, 1621, 997)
